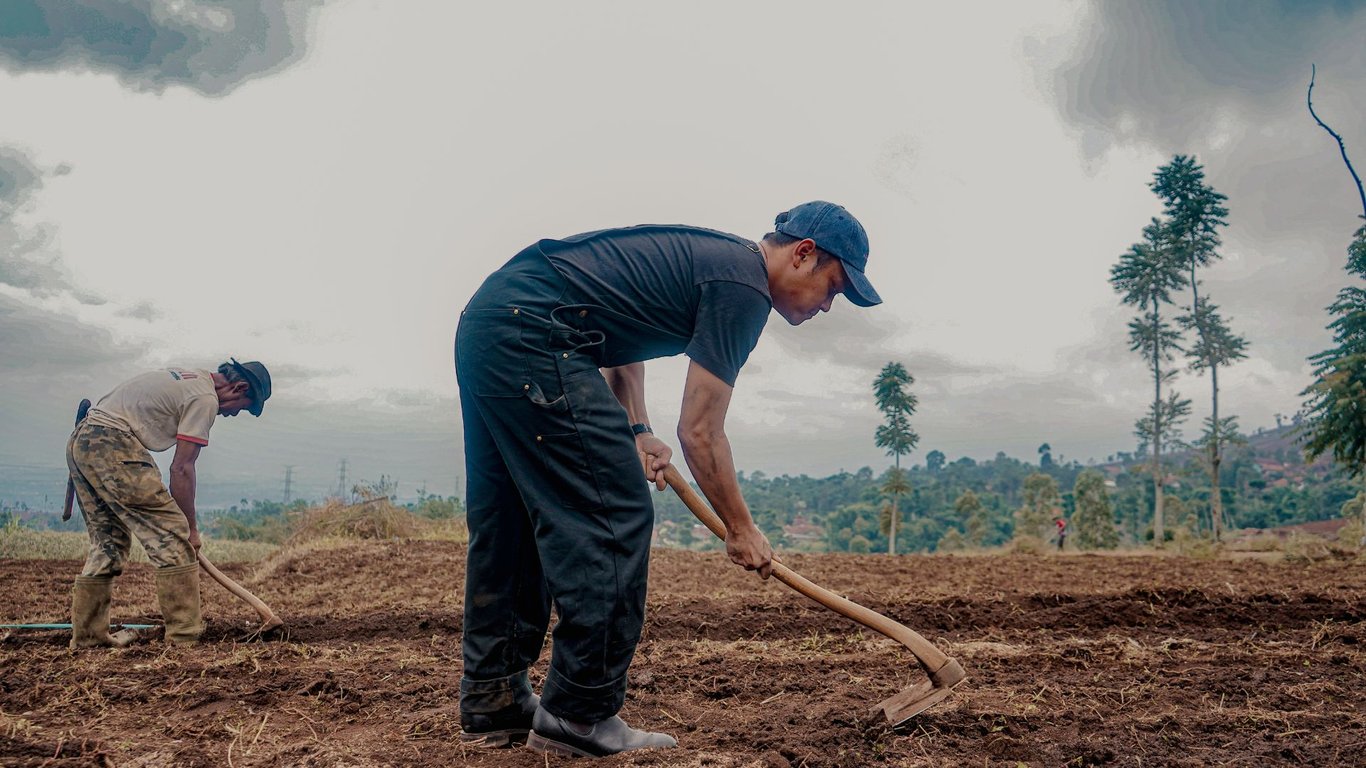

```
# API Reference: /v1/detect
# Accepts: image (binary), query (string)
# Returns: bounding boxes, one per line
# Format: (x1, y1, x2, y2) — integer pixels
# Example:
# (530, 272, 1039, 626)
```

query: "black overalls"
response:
(455, 246, 660, 722)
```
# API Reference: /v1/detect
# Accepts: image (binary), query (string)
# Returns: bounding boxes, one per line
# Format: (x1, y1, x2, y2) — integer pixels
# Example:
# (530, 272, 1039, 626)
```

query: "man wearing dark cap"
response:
(66, 359, 272, 648)
(455, 201, 879, 757)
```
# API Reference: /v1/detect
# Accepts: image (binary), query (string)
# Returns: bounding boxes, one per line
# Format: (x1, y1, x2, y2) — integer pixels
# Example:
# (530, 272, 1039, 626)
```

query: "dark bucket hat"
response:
(228, 358, 272, 416)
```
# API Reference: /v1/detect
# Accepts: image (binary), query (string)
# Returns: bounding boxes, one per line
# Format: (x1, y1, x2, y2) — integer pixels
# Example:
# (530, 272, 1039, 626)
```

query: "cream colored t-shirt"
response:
(85, 368, 218, 452)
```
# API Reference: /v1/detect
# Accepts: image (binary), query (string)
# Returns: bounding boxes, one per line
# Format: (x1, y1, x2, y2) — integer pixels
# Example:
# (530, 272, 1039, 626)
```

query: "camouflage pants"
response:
(67, 423, 194, 577)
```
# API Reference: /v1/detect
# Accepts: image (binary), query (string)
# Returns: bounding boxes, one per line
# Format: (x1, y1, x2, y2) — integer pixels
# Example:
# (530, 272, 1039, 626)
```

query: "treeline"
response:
(200, 488, 464, 544)
(650, 425, 1357, 554)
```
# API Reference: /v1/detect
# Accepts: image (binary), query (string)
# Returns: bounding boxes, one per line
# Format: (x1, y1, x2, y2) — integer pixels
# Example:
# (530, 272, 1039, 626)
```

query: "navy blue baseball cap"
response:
(774, 200, 881, 307)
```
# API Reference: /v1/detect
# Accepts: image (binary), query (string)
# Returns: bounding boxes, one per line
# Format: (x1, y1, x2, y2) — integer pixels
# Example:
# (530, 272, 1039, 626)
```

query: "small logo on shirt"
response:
(168, 369, 198, 381)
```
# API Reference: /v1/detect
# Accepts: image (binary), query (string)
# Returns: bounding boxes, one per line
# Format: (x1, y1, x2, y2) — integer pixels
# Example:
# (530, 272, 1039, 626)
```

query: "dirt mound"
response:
(2, 544, 1363, 766)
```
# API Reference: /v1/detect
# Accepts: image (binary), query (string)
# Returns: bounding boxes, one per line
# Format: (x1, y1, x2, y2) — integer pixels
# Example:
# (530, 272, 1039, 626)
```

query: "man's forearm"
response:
(602, 362, 650, 425)
(679, 429, 755, 534)
(169, 469, 198, 532)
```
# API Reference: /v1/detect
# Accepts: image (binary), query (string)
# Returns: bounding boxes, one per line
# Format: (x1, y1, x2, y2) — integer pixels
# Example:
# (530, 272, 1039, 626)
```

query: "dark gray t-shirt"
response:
(537, 225, 771, 386)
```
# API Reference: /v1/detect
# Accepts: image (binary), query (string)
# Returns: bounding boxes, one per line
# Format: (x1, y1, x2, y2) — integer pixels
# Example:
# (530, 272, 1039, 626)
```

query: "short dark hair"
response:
(761, 231, 837, 270)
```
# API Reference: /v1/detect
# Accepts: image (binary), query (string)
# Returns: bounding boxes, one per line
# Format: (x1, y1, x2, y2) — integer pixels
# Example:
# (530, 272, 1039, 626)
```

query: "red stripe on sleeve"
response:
(176, 434, 209, 446)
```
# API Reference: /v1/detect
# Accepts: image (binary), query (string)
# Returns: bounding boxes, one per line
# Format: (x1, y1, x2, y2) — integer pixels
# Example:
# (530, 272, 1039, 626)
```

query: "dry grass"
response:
(1337, 518, 1365, 550)
(287, 497, 423, 543)
(286, 492, 467, 546)
(1282, 532, 1335, 563)
(1008, 534, 1048, 555)
(0, 523, 277, 563)
(1234, 533, 1286, 553)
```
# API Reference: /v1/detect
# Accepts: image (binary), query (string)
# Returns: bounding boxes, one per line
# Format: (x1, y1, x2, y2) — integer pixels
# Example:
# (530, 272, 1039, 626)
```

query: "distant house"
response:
(782, 514, 824, 545)
(1254, 459, 1286, 474)
(1262, 518, 1349, 539)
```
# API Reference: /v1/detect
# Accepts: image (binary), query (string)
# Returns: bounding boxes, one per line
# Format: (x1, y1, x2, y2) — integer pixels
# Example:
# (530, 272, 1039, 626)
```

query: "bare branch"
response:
(1308, 64, 1366, 221)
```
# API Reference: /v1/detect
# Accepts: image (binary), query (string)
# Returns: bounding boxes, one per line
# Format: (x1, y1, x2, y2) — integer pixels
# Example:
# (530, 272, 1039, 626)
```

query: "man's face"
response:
(771, 252, 849, 326)
(217, 383, 256, 417)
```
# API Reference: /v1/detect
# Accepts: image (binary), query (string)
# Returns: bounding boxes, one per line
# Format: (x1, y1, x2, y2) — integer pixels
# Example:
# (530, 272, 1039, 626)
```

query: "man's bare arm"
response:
(602, 363, 649, 424)
(602, 362, 672, 490)
(169, 439, 203, 551)
(677, 360, 773, 578)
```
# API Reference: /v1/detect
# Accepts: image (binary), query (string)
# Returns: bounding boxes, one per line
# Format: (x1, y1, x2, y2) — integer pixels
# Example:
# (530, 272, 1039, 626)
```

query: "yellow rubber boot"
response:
(70, 576, 115, 649)
(156, 563, 204, 645)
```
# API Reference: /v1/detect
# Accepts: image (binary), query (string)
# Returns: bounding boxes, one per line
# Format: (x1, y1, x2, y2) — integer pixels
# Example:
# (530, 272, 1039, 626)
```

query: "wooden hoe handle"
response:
(663, 465, 952, 676)
(198, 553, 284, 632)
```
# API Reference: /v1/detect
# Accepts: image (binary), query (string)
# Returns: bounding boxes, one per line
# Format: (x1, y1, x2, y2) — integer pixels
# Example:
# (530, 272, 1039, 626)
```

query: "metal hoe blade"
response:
(877, 658, 967, 726)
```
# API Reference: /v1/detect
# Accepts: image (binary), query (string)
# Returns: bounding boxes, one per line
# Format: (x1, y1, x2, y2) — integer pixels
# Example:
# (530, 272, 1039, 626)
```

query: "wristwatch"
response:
(630, 423, 653, 436)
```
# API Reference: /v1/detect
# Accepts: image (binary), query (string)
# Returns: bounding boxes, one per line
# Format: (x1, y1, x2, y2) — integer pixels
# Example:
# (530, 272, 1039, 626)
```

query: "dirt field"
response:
(3, 542, 1364, 767)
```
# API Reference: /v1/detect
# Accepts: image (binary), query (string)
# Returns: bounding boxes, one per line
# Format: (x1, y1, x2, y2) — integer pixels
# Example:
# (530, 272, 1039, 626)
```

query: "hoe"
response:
(663, 465, 965, 725)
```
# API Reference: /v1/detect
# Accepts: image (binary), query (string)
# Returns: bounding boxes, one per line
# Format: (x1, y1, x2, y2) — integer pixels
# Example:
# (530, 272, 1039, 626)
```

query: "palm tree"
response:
(873, 362, 918, 555)
(1037, 443, 1053, 468)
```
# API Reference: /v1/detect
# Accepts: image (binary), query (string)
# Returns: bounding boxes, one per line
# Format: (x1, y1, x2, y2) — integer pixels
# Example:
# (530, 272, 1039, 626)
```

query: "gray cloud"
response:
(0, 148, 99, 302)
(1057, 1, 1366, 159)
(116, 301, 160, 321)
(1055, 0, 1366, 240)
(0, 147, 43, 209)
(1, 147, 105, 301)
(0, 0, 321, 96)
(0, 294, 131, 373)
(1, 148, 67, 295)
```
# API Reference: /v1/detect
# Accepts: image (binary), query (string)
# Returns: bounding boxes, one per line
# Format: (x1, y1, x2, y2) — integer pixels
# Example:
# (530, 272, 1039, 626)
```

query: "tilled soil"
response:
(2, 542, 1364, 767)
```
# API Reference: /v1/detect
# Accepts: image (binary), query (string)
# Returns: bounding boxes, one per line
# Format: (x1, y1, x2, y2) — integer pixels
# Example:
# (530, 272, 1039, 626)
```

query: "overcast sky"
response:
(3, 1, 1365, 508)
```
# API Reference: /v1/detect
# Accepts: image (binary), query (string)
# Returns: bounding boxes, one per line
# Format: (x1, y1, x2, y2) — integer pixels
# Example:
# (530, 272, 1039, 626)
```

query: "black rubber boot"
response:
(459, 672, 539, 747)
(527, 706, 677, 758)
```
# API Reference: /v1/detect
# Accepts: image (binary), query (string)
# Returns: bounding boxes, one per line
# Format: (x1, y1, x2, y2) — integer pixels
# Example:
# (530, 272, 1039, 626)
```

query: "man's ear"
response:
(792, 238, 817, 267)
(232, 381, 251, 396)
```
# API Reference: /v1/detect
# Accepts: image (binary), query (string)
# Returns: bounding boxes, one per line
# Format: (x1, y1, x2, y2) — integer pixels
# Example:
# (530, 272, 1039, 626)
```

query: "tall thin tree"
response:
(1112, 218, 1188, 545)
(1182, 299, 1247, 538)
(873, 362, 919, 555)
(1152, 155, 1247, 540)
